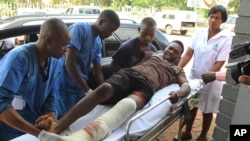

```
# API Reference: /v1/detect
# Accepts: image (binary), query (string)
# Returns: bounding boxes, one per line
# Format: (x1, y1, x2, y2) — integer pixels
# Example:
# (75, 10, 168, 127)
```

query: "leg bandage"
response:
(61, 129, 93, 141)
(59, 98, 137, 141)
(38, 130, 64, 141)
(85, 98, 137, 140)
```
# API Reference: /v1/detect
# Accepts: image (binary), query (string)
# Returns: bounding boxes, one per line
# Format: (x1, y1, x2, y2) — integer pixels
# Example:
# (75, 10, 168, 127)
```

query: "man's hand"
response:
(238, 75, 250, 85)
(201, 72, 216, 84)
(35, 115, 56, 133)
(169, 91, 179, 104)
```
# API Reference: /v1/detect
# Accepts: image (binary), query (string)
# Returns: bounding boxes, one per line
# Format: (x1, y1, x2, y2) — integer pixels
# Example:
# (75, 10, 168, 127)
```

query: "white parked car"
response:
(65, 5, 101, 15)
(221, 14, 238, 36)
(151, 10, 197, 35)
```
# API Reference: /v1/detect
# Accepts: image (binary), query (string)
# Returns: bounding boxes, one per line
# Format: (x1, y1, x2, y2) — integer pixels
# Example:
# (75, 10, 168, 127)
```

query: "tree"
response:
(203, 0, 240, 13)
(112, 0, 127, 10)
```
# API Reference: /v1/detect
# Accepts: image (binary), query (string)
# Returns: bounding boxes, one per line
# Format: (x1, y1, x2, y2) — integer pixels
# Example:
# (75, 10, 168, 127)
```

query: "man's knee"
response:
(94, 83, 114, 98)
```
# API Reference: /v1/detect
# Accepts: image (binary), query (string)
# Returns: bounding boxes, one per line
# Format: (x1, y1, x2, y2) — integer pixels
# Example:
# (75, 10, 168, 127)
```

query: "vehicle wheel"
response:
(165, 25, 173, 35)
(180, 30, 188, 35)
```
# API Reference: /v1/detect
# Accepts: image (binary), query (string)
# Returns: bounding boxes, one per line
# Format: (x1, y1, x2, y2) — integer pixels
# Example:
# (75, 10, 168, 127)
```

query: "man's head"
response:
(38, 18, 71, 58)
(208, 5, 228, 30)
(163, 40, 184, 64)
(94, 9, 120, 39)
(138, 17, 157, 46)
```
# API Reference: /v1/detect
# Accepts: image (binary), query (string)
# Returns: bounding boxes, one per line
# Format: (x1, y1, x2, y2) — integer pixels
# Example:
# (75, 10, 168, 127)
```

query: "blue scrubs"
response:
(56, 22, 102, 118)
(0, 43, 61, 140)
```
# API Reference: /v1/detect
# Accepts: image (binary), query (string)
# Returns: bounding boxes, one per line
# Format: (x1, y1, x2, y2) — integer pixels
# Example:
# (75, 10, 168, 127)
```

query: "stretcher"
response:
(11, 79, 203, 141)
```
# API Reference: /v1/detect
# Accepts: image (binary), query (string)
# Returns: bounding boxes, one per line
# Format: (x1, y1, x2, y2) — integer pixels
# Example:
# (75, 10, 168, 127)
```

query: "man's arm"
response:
(65, 48, 90, 92)
(41, 91, 57, 123)
(93, 63, 104, 85)
(0, 88, 42, 137)
(169, 70, 191, 104)
(110, 60, 121, 73)
(202, 71, 226, 84)
(239, 75, 250, 85)
(178, 47, 193, 68)
(0, 107, 41, 136)
(135, 51, 155, 65)
(200, 61, 226, 84)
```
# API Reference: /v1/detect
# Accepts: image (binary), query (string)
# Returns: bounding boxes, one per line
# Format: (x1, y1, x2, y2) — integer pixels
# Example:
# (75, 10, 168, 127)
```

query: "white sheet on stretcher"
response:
(11, 79, 202, 141)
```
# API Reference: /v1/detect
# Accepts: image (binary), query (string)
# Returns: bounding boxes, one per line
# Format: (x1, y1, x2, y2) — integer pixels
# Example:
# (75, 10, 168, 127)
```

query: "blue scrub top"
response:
(57, 22, 102, 93)
(0, 43, 60, 117)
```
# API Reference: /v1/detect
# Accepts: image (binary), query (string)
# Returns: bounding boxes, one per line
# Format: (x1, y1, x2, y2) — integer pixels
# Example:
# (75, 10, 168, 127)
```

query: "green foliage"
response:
(70, 0, 82, 5)
(51, 0, 62, 4)
(132, 0, 150, 8)
(98, 0, 112, 6)
(111, 0, 127, 10)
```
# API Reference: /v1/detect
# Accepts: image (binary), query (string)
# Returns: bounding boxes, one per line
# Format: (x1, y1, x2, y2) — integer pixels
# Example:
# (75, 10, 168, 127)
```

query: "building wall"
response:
(213, 0, 250, 140)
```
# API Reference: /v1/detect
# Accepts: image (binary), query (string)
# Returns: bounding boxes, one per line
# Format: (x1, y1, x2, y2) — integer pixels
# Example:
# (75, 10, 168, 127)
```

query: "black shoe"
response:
(173, 134, 192, 141)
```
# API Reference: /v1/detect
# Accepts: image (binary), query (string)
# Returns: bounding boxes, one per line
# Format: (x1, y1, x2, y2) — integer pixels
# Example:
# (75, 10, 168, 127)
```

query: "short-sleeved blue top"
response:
(57, 22, 102, 93)
(0, 43, 61, 117)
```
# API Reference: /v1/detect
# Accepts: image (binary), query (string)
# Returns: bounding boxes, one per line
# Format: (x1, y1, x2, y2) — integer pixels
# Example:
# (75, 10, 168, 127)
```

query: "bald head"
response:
(40, 18, 69, 40)
(37, 18, 70, 58)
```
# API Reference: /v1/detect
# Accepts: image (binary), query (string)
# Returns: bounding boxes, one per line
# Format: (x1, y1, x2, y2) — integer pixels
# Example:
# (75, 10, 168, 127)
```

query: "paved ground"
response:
(153, 109, 216, 141)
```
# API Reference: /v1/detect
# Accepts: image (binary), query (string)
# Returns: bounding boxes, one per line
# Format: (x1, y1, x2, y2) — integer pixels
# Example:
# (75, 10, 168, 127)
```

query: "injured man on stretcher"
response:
(13, 40, 192, 141)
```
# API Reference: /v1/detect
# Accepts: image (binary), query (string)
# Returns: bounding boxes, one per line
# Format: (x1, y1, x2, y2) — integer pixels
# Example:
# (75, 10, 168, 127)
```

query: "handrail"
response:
(125, 95, 170, 141)
(125, 86, 202, 141)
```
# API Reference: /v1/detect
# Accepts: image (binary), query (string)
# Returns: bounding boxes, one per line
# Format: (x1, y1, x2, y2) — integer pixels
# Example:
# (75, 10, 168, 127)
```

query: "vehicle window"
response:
(92, 9, 100, 14)
(162, 14, 175, 20)
(65, 8, 72, 14)
(0, 41, 4, 49)
(103, 34, 120, 57)
(79, 8, 85, 14)
(226, 16, 236, 24)
(0, 36, 22, 59)
(186, 15, 191, 20)
(113, 27, 138, 41)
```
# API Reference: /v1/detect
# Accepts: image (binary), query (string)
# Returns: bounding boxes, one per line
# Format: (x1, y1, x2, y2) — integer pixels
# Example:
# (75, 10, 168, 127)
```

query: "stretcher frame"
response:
(125, 84, 203, 141)
(11, 82, 202, 141)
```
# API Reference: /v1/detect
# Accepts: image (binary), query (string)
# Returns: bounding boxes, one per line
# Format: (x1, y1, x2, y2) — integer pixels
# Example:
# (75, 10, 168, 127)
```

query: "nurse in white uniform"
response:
(177, 5, 232, 141)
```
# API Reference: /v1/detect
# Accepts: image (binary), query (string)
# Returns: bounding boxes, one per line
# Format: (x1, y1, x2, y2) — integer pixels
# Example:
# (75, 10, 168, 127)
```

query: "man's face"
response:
(138, 24, 156, 46)
(47, 31, 71, 58)
(98, 19, 118, 40)
(208, 12, 223, 30)
(163, 42, 182, 63)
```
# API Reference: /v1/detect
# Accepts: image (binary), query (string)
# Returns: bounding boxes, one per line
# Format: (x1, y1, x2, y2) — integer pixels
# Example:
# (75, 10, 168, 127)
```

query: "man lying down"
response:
(36, 40, 191, 141)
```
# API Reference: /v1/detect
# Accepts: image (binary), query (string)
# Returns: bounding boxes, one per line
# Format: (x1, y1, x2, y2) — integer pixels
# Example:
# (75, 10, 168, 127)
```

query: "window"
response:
(186, 15, 191, 20)
(162, 14, 175, 20)
(113, 27, 138, 41)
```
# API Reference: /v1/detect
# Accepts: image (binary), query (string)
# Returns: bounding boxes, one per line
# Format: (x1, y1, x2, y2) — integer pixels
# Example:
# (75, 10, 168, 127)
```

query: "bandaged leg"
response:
(61, 129, 93, 141)
(61, 98, 137, 141)
(38, 130, 65, 141)
(87, 98, 137, 140)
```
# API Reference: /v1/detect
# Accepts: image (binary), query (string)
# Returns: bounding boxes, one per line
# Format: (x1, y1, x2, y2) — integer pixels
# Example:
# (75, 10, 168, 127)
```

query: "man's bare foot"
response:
(35, 115, 55, 132)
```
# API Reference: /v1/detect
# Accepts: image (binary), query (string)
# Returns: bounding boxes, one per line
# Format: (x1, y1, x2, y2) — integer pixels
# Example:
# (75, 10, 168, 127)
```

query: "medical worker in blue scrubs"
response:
(55, 9, 120, 118)
(0, 18, 71, 141)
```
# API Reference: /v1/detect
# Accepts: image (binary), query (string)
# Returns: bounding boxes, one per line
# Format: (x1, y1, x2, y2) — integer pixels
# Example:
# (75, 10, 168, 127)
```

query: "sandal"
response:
(173, 133, 192, 141)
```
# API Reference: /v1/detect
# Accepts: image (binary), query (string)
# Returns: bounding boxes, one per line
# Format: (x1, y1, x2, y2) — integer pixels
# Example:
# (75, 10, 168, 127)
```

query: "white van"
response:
(152, 10, 197, 35)
(65, 5, 101, 15)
